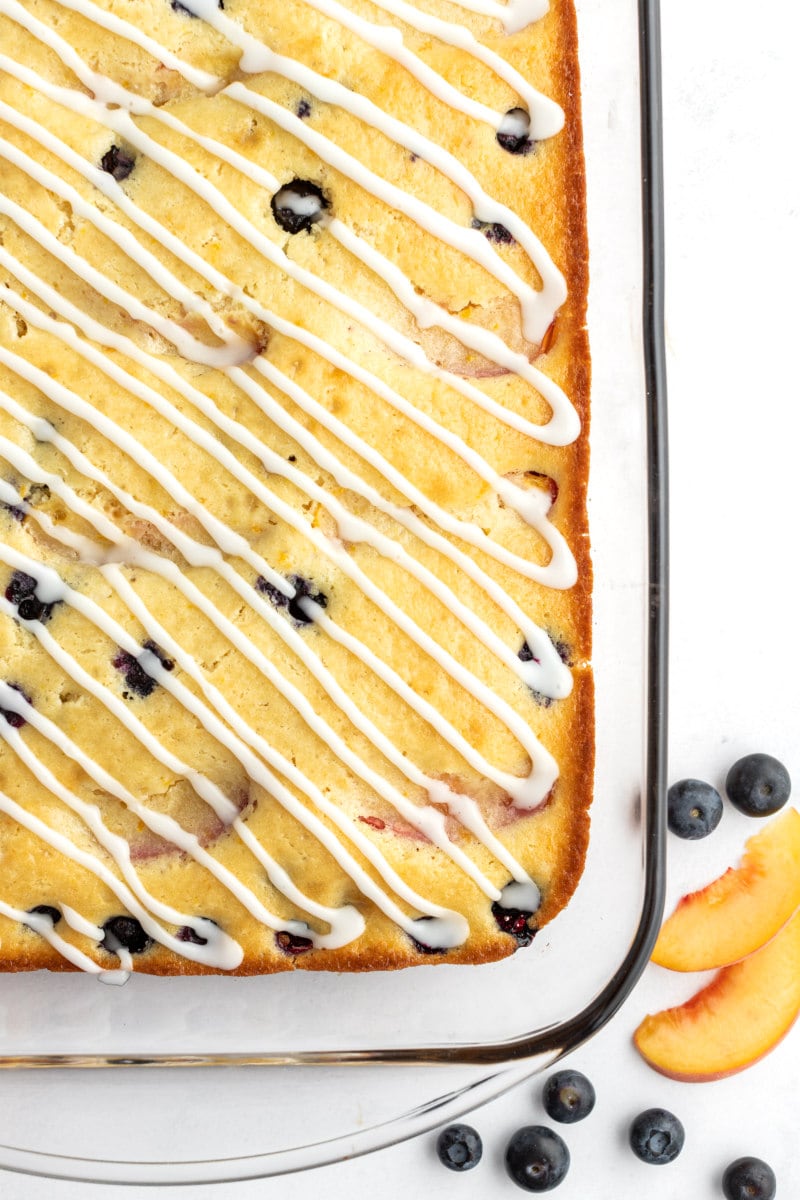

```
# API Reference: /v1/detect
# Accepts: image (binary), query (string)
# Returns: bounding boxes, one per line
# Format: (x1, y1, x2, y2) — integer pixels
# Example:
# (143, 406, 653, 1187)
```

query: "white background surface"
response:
(3, 0, 800, 1196)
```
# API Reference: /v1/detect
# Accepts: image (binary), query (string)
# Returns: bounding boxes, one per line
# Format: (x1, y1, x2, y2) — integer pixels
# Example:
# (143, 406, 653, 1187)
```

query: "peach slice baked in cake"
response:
(0, 0, 591, 975)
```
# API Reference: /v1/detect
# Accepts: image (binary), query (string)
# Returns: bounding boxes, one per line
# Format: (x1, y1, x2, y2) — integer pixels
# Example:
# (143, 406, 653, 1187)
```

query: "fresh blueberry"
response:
(667, 778, 723, 839)
(726, 753, 791, 817)
(271, 180, 329, 234)
(628, 1108, 684, 1165)
(491, 902, 535, 946)
(542, 1069, 595, 1124)
(255, 573, 327, 625)
(471, 217, 515, 245)
(102, 915, 153, 955)
(5, 571, 55, 622)
(505, 1126, 570, 1192)
(100, 144, 136, 182)
(722, 1156, 777, 1200)
(0, 682, 31, 727)
(496, 108, 535, 156)
(275, 930, 314, 955)
(27, 904, 62, 927)
(435, 1124, 483, 1172)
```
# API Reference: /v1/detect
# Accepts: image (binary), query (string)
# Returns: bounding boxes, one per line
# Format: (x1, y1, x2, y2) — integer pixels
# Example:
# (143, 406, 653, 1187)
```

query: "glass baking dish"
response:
(0, 0, 667, 1183)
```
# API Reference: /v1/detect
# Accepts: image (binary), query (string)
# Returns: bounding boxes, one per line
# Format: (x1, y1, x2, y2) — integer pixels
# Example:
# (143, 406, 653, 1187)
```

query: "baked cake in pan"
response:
(0, 0, 591, 975)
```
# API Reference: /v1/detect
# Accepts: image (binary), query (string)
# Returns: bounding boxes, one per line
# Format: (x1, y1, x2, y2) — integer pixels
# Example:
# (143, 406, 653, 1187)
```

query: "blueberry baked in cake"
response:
(0, 0, 591, 975)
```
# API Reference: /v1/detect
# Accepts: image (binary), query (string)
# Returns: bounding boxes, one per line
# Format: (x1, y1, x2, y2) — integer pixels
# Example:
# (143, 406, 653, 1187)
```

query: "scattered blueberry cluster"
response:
(435, 1069, 776, 1194)
(4, 569, 57, 623)
(25, 909, 224, 955)
(668, 752, 791, 839)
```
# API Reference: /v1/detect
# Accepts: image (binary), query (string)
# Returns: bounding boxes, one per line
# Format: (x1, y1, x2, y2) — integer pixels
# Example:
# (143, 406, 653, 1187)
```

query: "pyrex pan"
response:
(0, 0, 668, 1182)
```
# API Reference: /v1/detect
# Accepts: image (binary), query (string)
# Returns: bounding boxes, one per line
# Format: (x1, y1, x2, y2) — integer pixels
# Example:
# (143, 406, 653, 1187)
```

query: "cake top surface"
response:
(0, 0, 591, 976)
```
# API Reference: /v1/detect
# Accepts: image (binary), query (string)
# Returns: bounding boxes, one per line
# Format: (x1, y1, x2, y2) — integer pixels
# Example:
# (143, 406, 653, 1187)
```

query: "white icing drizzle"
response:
(0, 419, 540, 938)
(1, 470, 495, 909)
(378, 0, 549, 36)
(156, 0, 562, 138)
(0, 4, 567, 343)
(219, 83, 550, 336)
(0, 455, 533, 890)
(0, 0, 582, 969)
(0, 123, 254, 358)
(0, 670, 365, 956)
(0, 102, 577, 600)
(0, 381, 511, 959)
(0, 28, 574, 420)
(322, 0, 557, 128)
(0, 155, 572, 589)
(0, 300, 563, 806)
(0, 194, 250, 370)
(0, 894, 123, 976)
(44, 0, 222, 91)
(0, 720, 246, 970)
(0, 53, 569, 505)
(0, 612, 469, 951)
(59, 905, 104, 941)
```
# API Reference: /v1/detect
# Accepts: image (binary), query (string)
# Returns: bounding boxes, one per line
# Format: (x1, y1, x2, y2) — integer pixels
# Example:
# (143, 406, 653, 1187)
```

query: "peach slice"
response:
(634, 908, 800, 1081)
(652, 807, 800, 971)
